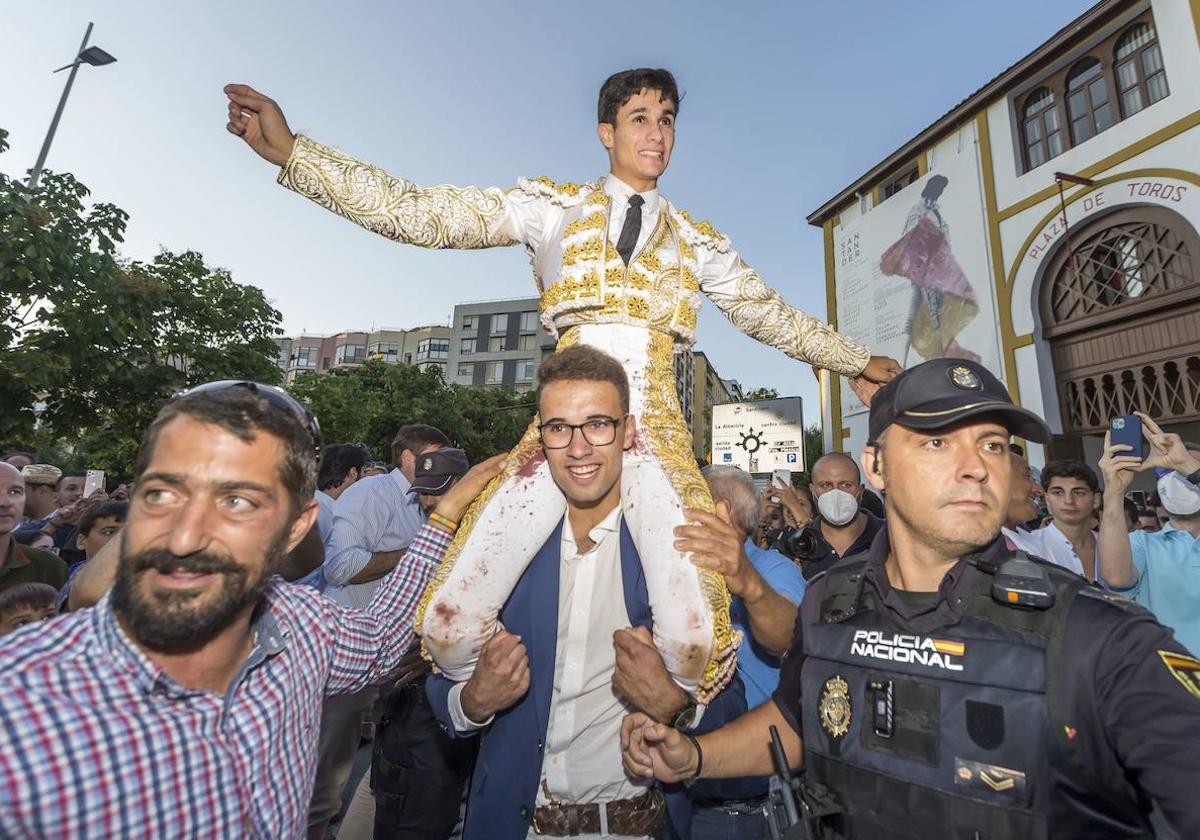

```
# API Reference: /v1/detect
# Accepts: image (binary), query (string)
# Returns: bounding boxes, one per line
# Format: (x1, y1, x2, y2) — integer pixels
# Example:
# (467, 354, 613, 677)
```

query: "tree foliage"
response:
(1, 128, 284, 474)
(288, 360, 534, 464)
(741, 386, 780, 401)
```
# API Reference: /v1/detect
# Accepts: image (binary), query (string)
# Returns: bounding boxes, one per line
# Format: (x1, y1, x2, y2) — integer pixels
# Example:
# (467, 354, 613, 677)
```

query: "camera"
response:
(764, 524, 824, 562)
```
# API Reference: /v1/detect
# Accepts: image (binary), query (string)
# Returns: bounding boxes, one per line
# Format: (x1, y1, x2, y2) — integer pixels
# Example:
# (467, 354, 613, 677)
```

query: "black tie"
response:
(615, 194, 645, 265)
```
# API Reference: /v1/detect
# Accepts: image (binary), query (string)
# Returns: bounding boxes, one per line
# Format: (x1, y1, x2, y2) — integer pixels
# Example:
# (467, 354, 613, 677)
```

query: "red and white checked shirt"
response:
(0, 522, 452, 839)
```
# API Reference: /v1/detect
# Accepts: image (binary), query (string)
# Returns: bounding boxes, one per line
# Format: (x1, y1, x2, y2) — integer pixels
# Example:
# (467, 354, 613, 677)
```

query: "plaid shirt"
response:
(0, 522, 452, 839)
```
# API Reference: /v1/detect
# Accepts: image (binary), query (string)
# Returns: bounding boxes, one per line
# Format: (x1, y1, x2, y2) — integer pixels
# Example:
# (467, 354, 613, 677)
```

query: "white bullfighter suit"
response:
(279, 136, 870, 701)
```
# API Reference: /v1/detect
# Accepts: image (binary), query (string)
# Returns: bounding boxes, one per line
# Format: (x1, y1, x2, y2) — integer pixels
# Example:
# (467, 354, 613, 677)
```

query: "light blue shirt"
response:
(293, 490, 337, 590)
(729, 538, 807, 708)
(323, 470, 425, 609)
(1105, 524, 1200, 655)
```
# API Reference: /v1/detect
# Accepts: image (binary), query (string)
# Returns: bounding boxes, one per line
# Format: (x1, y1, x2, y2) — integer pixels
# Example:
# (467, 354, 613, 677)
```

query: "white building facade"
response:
(812, 0, 1200, 476)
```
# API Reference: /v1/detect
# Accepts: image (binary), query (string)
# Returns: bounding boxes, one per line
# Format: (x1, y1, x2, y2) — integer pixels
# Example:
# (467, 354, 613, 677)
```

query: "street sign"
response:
(711, 397, 805, 474)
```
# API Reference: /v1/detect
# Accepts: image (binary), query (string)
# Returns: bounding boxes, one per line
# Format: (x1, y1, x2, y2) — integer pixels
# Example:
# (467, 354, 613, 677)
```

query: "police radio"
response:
(991, 556, 1055, 610)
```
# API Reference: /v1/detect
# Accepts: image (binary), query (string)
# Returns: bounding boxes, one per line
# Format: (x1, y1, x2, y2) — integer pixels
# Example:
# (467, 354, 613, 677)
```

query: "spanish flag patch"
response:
(1159, 650, 1200, 701)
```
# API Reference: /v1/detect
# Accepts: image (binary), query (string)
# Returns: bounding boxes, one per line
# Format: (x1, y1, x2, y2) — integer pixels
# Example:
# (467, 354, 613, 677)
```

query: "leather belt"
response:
(532, 787, 665, 837)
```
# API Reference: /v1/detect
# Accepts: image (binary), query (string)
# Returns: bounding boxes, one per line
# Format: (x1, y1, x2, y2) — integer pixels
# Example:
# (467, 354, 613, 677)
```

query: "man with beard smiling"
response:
(0, 381, 504, 839)
(620, 359, 1200, 839)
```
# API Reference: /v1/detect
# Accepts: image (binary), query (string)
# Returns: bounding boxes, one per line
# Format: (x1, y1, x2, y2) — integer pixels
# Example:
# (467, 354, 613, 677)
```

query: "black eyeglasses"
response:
(170, 380, 322, 455)
(538, 416, 624, 450)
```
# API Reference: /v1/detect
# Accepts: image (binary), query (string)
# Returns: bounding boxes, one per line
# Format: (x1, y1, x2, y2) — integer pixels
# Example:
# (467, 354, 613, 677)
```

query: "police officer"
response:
(621, 358, 1200, 838)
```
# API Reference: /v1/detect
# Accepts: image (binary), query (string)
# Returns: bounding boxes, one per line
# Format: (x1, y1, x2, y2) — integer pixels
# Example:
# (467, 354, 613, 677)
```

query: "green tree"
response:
(1, 128, 284, 475)
(288, 360, 534, 463)
(741, 386, 780, 401)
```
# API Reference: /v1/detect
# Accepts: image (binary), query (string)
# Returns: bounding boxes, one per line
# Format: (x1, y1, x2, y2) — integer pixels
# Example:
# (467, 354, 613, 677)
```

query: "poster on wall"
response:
(833, 140, 1001, 418)
(711, 397, 805, 474)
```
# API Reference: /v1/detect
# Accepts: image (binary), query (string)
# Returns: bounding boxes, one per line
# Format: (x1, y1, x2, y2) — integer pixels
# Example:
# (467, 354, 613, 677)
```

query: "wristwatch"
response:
(1187, 466, 1200, 486)
(670, 697, 700, 730)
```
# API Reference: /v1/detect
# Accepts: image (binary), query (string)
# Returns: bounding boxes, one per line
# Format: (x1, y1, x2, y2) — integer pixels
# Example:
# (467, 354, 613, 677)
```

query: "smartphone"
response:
(771, 469, 791, 489)
(83, 469, 106, 498)
(1109, 415, 1144, 458)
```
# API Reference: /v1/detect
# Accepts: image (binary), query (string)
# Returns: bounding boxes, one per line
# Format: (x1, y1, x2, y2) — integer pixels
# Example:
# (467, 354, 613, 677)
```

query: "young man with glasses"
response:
(423, 345, 747, 840)
(225, 68, 901, 703)
(0, 381, 505, 837)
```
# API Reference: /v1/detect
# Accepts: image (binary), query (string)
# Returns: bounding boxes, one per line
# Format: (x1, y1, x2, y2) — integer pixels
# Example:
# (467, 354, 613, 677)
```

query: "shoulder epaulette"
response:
(515, 176, 594, 207)
(670, 206, 732, 254)
(1075, 585, 1148, 615)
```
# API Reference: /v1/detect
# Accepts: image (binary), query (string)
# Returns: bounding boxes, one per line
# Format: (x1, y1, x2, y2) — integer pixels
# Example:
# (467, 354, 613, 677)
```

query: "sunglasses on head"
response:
(170, 380, 322, 455)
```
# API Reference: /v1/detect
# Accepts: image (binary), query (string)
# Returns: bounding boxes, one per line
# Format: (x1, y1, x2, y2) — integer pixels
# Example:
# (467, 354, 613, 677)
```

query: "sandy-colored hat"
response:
(20, 464, 63, 487)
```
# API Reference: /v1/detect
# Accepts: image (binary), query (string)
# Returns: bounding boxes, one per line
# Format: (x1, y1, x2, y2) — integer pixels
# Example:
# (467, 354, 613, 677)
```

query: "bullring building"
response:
(813, 0, 1200, 477)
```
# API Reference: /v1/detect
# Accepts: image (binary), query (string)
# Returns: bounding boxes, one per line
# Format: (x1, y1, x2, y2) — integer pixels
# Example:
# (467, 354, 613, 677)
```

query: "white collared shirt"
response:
(1003, 522, 1096, 579)
(602, 175, 659, 258)
(448, 506, 651, 821)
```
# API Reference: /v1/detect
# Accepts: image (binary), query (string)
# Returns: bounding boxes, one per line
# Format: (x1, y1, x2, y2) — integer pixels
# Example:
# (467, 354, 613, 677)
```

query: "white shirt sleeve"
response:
(447, 681, 493, 732)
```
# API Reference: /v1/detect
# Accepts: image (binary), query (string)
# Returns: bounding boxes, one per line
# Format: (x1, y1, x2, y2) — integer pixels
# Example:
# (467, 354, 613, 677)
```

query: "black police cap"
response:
(408, 447, 470, 495)
(868, 359, 1050, 444)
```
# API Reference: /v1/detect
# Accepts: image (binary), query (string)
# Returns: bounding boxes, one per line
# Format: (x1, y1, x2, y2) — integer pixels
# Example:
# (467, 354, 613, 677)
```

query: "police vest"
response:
(799, 555, 1091, 840)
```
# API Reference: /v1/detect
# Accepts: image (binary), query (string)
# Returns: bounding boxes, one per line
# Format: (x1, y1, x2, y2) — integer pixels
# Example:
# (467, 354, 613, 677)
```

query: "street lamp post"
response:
(27, 21, 117, 190)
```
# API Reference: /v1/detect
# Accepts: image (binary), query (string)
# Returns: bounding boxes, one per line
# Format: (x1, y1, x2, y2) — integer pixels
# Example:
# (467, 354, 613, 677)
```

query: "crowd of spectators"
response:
(1, 369, 1197, 839)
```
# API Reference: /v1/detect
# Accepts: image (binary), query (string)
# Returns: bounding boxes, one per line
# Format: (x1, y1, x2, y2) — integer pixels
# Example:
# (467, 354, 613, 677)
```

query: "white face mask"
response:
(817, 488, 860, 526)
(1158, 472, 1200, 517)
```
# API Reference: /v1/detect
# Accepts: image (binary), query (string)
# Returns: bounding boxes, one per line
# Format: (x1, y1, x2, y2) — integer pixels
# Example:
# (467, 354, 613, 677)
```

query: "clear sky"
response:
(3, 0, 1093, 420)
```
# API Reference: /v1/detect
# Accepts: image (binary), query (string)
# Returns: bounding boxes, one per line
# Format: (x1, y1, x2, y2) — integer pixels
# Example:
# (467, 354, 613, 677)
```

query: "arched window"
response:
(1022, 87, 1063, 169)
(1044, 206, 1197, 326)
(1066, 58, 1114, 144)
(1115, 22, 1169, 117)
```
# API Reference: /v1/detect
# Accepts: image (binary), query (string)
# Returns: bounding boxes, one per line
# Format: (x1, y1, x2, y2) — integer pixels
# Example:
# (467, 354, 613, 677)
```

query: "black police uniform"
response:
(371, 649, 476, 839)
(771, 528, 1200, 839)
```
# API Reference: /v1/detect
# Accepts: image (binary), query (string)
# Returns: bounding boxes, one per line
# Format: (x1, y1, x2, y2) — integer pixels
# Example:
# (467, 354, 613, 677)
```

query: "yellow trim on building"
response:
(917, 153, 929, 177)
(997, 108, 1200, 222)
(975, 111, 1023, 403)
(1192, 0, 1200, 52)
(823, 216, 844, 451)
(1002, 168, 1200, 348)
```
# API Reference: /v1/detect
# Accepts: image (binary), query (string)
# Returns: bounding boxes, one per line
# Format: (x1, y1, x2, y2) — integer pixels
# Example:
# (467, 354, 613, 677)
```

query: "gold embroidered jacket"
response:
(279, 135, 871, 376)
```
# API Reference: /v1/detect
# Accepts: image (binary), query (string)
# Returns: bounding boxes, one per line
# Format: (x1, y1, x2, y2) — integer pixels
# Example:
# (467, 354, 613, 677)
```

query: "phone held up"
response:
(1109, 415, 1145, 459)
(82, 469, 106, 498)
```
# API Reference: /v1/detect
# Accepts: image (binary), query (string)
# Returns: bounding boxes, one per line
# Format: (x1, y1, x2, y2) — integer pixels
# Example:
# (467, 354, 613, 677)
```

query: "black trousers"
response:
(371, 680, 476, 840)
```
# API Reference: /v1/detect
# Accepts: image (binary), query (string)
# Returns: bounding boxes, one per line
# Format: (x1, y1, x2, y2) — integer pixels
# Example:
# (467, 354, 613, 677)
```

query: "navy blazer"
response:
(427, 517, 746, 840)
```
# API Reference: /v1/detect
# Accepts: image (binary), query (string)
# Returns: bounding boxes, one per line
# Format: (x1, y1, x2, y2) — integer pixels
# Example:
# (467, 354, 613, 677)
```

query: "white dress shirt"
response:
(448, 507, 652, 837)
(323, 470, 425, 609)
(1003, 522, 1096, 579)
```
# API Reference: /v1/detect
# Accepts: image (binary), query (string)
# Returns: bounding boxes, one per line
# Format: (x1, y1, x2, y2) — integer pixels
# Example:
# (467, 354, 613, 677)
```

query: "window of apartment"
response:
(1022, 87, 1064, 170)
(368, 342, 400, 360)
(878, 164, 919, 203)
(461, 315, 476, 331)
(489, 336, 506, 352)
(461, 338, 476, 355)
(485, 361, 504, 384)
(516, 359, 536, 382)
(334, 343, 365, 364)
(458, 362, 475, 378)
(491, 314, 510, 335)
(404, 353, 412, 364)
(1065, 58, 1114, 145)
(1015, 11, 1168, 173)
(417, 338, 449, 360)
(519, 311, 538, 333)
(293, 346, 319, 368)
(518, 334, 538, 350)
(1115, 22, 1168, 118)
